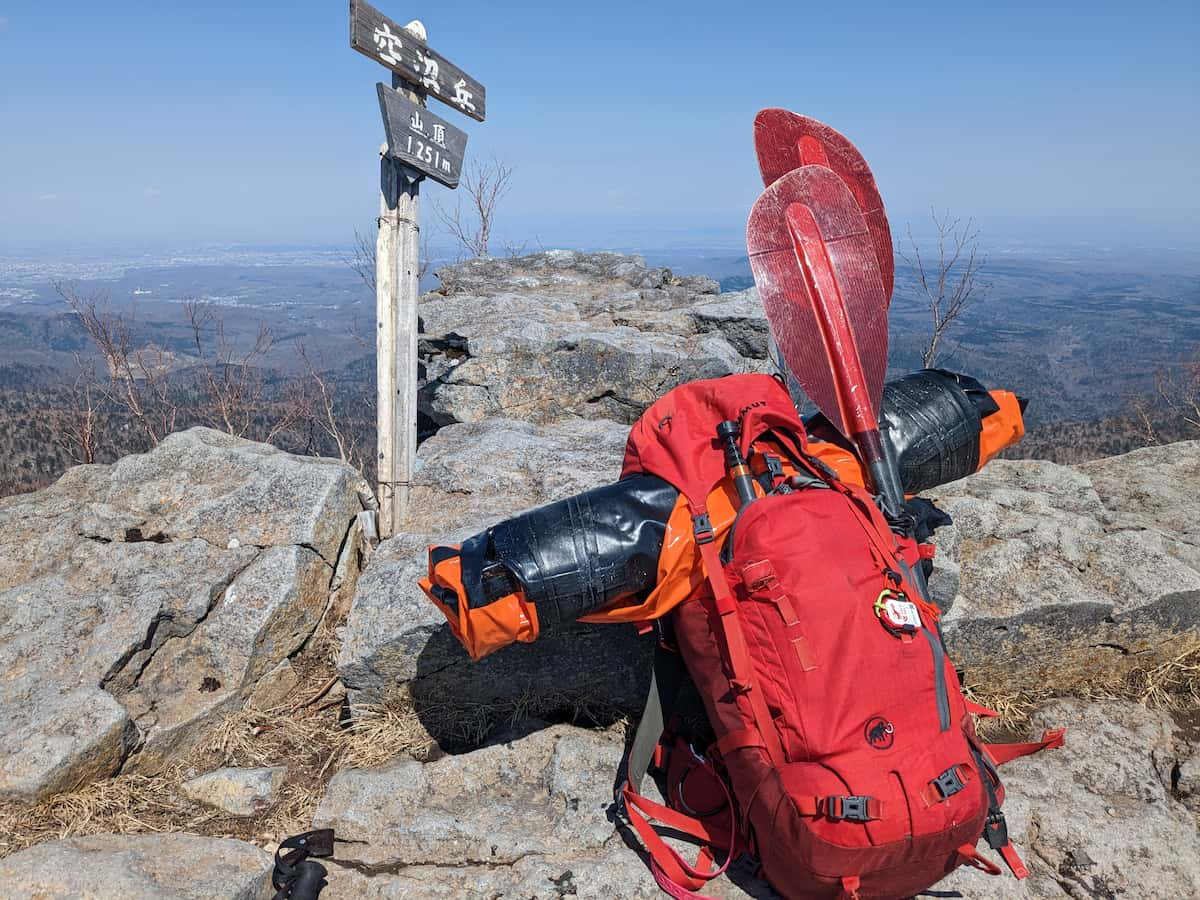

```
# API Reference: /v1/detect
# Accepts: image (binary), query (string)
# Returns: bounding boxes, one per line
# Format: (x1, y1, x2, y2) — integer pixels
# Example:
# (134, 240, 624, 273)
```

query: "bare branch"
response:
(432, 156, 514, 258)
(899, 210, 988, 368)
(55, 356, 104, 465)
(346, 227, 377, 295)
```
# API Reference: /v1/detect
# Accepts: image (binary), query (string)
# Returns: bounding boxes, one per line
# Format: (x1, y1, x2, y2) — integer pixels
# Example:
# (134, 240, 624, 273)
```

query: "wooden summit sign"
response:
(351, 0, 486, 122)
(377, 84, 467, 188)
(350, 1, 487, 537)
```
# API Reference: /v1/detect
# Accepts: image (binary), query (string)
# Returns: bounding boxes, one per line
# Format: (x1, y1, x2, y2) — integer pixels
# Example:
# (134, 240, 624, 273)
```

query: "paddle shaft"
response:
(785, 203, 933, 596)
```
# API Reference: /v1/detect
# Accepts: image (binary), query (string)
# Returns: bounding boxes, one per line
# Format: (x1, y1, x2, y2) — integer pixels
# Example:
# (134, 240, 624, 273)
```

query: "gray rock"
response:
(338, 418, 650, 743)
(1081, 440, 1200, 572)
(182, 766, 286, 817)
(933, 699, 1200, 898)
(687, 287, 770, 359)
(929, 446, 1200, 693)
(0, 428, 364, 801)
(318, 850, 662, 900)
(121, 545, 331, 772)
(313, 724, 658, 898)
(1176, 745, 1200, 817)
(0, 832, 272, 899)
(248, 659, 300, 709)
(420, 252, 760, 427)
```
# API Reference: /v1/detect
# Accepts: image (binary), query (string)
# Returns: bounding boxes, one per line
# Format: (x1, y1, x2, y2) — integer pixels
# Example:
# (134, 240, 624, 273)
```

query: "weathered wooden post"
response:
(350, 0, 485, 538)
(375, 72, 423, 538)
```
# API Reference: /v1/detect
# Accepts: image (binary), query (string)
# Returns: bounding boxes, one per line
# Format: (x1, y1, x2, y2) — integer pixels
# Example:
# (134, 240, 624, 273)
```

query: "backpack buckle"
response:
(825, 795, 875, 823)
(984, 811, 1010, 850)
(933, 766, 967, 799)
(692, 513, 715, 544)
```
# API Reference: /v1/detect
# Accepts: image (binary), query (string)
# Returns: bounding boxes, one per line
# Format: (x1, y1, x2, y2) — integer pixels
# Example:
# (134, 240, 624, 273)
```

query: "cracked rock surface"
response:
(0, 428, 364, 802)
(313, 724, 663, 899)
(929, 441, 1200, 691)
(934, 699, 1200, 898)
(0, 832, 272, 899)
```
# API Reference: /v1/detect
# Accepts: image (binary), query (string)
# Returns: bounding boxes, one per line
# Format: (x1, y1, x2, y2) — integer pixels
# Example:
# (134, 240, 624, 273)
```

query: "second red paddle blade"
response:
(747, 165, 889, 437)
(753, 108, 894, 301)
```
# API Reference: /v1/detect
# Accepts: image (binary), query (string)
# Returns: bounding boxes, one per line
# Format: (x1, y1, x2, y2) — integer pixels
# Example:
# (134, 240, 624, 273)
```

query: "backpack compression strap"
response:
(692, 509, 787, 769)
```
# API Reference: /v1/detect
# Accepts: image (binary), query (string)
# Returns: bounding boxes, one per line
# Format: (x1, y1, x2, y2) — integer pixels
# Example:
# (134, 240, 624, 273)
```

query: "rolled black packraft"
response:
(456, 369, 1013, 622)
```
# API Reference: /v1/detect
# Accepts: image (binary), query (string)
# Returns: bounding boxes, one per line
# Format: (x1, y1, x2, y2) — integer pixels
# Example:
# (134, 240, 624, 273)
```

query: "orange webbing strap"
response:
(984, 728, 1066, 766)
(694, 526, 787, 770)
(621, 776, 737, 895)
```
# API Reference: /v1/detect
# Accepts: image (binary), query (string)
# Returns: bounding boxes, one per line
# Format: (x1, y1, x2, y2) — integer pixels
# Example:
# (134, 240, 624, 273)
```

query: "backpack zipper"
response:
(921, 626, 952, 732)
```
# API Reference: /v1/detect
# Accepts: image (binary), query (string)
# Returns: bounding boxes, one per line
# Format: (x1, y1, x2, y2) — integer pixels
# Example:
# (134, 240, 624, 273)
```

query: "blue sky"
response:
(0, 1, 1197, 252)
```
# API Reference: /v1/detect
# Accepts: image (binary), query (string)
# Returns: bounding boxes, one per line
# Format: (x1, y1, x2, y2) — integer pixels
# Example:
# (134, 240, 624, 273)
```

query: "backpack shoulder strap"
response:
(625, 628, 687, 792)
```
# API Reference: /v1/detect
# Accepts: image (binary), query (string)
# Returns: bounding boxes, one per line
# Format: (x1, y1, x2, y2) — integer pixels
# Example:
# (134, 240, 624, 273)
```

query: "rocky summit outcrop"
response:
(0, 428, 367, 803)
(2, 252, 1197, 899)
(419, 251, 769, 427)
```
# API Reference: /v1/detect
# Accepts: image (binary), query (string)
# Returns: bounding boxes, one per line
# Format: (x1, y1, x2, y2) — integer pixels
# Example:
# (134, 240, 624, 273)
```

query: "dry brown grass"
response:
(1124, 635, 1200, 711)
(0, 642, 629, 860)
(961, 632, 1200, 739)
(961, 681, 1044, 741)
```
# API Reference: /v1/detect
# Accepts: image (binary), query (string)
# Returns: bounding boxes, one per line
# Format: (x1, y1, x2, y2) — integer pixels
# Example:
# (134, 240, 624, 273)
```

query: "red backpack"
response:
(617, 374, 1062, 900)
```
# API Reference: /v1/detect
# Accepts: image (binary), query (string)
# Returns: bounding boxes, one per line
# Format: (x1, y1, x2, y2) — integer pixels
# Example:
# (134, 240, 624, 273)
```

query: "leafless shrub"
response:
(1152, 350, 1200, 437)
(898, 210, 987, 368)
(56, 357, 103, 465)
(1122, 348, 1200, 446)
(433, 157, 514, 258)
(286, 344, 373, 478)
(347, 224, 434, 295)
(57, 283, 181, 447)
(184, 300, 296, 442)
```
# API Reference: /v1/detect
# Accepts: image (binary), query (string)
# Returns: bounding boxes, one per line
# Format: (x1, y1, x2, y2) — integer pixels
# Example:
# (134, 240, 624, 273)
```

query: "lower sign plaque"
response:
(376, 83, 468, 189)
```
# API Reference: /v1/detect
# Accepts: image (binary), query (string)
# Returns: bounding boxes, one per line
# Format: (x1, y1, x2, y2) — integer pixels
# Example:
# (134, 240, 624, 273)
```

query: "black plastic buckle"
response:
(984, 811, 1010, 850)
(692, 513, 715, 544)
(765, 455, 784, 479)
(826, 795, 872, 823)
(933, 766, 966, 799)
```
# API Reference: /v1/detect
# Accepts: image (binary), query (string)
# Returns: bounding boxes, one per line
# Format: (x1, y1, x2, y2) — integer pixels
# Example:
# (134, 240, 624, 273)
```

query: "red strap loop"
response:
(999, 842, 1030, 879)
(985, 728, 1065, 766)
(964, 699, 1001, 718)
(956, 844, 1003, 876)
(621, 774, 738, 894)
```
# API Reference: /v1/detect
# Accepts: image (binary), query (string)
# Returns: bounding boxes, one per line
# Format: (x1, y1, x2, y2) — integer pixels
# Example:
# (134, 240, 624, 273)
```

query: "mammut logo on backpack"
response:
(864, 716, 894, 749)
(736, 400, 767, 427)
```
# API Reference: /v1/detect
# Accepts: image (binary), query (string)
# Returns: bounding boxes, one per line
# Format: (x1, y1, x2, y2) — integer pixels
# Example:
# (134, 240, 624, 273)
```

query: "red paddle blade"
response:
(747, 166, 889, 438)
(753, 109, 894, 301)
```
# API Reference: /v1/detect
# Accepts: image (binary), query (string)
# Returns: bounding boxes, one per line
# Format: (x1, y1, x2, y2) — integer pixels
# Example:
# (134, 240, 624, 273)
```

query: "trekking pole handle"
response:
(716, 420, 758, 507)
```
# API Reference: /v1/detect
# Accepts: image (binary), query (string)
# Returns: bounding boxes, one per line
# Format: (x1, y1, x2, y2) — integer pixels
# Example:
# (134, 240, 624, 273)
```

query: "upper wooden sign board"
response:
(377, 83, 468, 188)
(351, 0, 486, 122)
